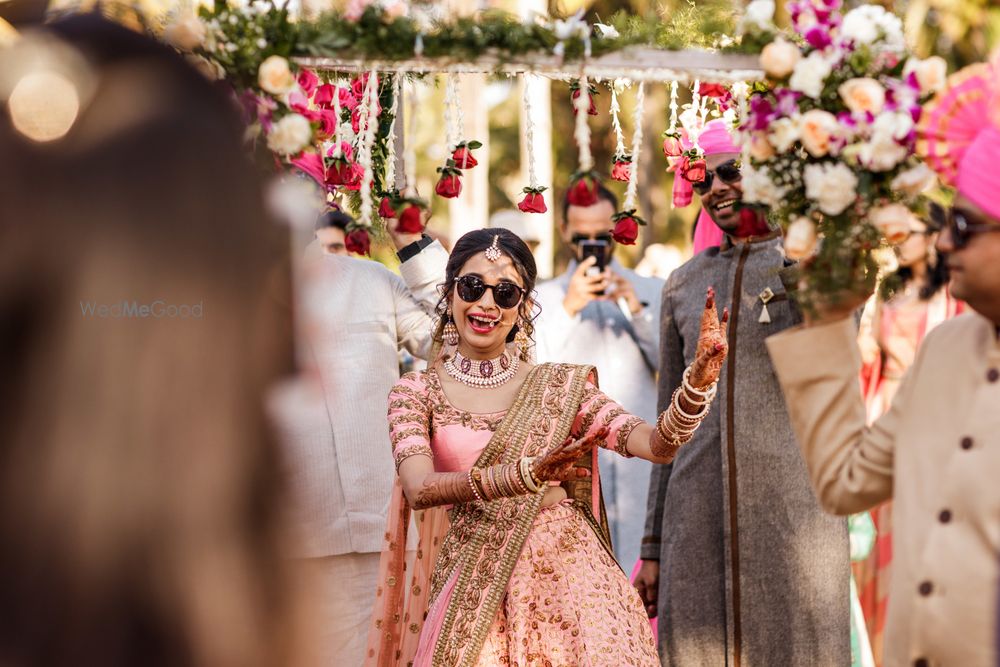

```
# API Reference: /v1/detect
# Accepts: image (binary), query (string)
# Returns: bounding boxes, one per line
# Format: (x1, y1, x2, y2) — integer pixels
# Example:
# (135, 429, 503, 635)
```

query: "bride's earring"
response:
(514, 318, 531, 361)
(442, 312, 459, 346)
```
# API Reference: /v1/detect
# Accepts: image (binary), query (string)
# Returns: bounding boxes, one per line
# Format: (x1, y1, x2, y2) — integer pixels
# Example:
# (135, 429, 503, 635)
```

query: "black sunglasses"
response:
(570, 232, 613, 245)
(455, 275, 526, 309)
(692, 159, 742, 195)
(948, 209, 1000, 250)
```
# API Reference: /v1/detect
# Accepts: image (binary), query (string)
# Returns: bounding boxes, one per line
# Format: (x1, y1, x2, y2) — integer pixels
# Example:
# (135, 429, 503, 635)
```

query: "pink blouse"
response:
(388, 368, 643, 473)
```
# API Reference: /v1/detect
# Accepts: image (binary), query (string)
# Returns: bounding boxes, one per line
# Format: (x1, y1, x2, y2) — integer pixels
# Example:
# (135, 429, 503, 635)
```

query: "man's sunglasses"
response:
(570, 232, 613, 245)
(692, 159, 742, 195)
(948, 208, 1000, 250)
(455, 275, 526, 309)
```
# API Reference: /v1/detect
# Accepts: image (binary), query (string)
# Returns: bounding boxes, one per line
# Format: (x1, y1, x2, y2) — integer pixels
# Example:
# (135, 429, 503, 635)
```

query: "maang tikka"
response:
(485, 234, 502, 262)
(442, 311, 459, 345)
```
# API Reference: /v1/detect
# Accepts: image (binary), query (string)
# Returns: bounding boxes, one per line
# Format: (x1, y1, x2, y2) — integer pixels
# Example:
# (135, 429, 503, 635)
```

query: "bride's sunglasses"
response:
(455, 275, 526, 309)
(692, 159, 742, 195)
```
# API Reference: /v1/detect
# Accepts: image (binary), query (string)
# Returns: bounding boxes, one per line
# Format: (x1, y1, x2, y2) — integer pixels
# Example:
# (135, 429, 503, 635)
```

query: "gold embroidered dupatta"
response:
(364, 363, 609, 667)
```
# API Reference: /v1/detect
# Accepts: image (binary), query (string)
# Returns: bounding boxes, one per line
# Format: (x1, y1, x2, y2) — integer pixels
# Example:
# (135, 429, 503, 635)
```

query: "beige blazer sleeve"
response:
(766, 316, 904, 515)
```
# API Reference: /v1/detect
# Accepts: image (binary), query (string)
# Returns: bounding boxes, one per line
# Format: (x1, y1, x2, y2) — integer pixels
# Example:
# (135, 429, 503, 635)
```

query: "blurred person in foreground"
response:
(765, 58, 1000, 666)
(0, 14, 306, 667)
(532, 183, 663, 570)
(637, 119, 851, 665)
(269, 208, 447, 666)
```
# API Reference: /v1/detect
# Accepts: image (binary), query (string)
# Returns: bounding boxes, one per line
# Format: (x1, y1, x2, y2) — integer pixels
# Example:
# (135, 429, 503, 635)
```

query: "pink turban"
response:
(673, 120, 741, 252)
(957, 126, 1000, 220)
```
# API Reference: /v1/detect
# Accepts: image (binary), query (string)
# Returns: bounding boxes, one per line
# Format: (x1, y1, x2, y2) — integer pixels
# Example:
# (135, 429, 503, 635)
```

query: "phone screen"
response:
(578, 240, 609, 272)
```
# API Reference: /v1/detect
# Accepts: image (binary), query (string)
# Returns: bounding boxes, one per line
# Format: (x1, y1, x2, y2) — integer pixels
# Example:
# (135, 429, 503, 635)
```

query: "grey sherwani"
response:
(642, 233, 850, 666)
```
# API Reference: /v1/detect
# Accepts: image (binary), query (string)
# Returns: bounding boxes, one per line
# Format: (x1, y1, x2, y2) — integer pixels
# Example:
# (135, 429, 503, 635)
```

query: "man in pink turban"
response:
(764, 59, 1000, 666)
(638, 119, 852, 665)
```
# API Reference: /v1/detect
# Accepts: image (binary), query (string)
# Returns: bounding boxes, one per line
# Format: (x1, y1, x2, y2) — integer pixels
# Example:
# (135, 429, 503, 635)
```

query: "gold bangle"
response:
(468, 469, 485, 503)
(519, 457, 541, 493)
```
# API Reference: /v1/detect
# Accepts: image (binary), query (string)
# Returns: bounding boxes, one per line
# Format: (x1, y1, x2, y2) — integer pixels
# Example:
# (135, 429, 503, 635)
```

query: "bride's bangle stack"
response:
(652, 366, 717, 459)
(468, 457, 542, 502)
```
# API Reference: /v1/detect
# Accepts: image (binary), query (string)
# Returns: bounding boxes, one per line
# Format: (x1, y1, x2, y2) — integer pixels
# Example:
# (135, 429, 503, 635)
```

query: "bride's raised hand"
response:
(690, 287, 729, 390)
(530, 427, 609, 483)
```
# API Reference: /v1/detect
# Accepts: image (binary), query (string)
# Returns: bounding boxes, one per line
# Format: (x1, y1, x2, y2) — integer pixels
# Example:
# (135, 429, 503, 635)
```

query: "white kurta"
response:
(767, 312, 1000, 667)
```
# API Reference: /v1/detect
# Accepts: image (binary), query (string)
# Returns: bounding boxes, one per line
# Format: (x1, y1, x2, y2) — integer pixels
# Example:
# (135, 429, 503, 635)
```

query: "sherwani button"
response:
(918, 581, 933, 596)
(960, 436, 974, 450)
(987, 368, 999, 383)
(938, 509, 952, 523)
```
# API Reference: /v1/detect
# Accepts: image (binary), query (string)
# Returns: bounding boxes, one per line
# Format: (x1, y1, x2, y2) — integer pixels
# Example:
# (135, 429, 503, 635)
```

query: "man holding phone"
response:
(533, 181, 664, 570)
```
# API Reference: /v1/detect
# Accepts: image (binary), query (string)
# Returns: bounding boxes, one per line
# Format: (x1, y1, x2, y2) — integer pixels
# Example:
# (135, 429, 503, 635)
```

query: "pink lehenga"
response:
(365, 363, 659, 667)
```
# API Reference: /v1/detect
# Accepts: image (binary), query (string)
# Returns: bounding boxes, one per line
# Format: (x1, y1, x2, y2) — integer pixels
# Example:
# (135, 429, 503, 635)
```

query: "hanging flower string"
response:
(610, 81, 631, 182)
(662, 79, 683, 159)
(436, 74, 480, 199)
(518, 73, 547, 214)
(679, 79, 708, 186)
(612, 82, 647, 245)
(394, 77, 428, 234)
(567, 75, 600, 207)
(379, 72, 403, 220)
(343, 68, 379, 256)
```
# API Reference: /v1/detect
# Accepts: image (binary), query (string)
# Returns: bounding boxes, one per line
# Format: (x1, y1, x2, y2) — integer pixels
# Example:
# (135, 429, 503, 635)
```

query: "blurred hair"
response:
(0, 14, 301, 667)
(560, 179, 618, 226)
(433, 227, 538, 345)
(316, 209, 353, 232)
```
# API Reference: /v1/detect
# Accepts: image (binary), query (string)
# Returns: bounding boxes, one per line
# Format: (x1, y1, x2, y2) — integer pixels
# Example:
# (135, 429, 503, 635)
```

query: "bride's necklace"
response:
(444, 349, 519, 388)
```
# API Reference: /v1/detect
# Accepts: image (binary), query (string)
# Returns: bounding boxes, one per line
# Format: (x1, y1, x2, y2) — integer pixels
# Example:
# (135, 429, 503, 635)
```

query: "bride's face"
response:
(449, 251, 526, 360)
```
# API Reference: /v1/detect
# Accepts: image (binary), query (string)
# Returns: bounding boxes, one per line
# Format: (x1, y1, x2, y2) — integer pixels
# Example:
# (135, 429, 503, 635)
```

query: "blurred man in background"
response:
(314, 209, 351, 256)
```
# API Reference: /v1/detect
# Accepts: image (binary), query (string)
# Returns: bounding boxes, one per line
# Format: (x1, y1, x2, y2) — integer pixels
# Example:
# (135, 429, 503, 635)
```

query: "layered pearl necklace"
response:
(444, 349, 519, 388)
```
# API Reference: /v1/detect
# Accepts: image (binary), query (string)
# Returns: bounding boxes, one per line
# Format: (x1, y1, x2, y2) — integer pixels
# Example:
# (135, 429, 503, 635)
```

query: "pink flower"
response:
(352, 73, 378, 100)
(313, 83, 335, 108)
(700, 83, 729, 98)
(662, 135, 684, 158)
(339, 86, 359, 111)
(682, 157, 707, 183)
(517, 192, 547, 214)
(297, 68, 319, 97)
(571, 89, 598, 116)
(611, 160, 631, 182)
(327, 158, 362, 187)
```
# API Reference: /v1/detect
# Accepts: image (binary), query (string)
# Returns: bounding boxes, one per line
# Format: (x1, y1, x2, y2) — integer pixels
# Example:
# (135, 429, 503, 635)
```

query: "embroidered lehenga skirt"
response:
(417, 501, 660, 666)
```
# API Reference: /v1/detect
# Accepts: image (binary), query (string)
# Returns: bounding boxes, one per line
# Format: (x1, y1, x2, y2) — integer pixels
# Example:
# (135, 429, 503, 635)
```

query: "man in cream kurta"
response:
(270, 226, 446, 666)
(766, 108, 1000, 664)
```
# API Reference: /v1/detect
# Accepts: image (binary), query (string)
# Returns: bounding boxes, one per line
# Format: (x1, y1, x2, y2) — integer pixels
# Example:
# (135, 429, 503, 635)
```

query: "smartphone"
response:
(578, 239, 609, 295)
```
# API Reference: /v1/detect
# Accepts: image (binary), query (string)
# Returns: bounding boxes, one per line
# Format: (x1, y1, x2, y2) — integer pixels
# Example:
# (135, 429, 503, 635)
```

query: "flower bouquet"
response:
(739, 1, 944, 308)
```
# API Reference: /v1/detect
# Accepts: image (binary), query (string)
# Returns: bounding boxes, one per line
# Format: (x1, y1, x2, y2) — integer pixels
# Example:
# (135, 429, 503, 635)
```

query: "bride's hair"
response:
(433, 228, 539, 346)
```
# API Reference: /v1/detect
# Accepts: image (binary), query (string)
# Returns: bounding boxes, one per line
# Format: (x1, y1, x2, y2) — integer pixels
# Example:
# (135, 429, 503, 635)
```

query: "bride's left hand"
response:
(690, 287, 729, 390)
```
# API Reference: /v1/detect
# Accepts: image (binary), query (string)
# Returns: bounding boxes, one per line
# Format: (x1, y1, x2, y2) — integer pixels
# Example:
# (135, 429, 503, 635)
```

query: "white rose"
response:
(841, 5, 904, 52)
(768, 116, 801, 152)
(872, 110, 915, 141)
(741, 165, 787, 207)
(869, 203, 914, 244)
(266, 113, 312, 155)
(743, 0, 775, 31)
(760, 38, 802, 79)
(799, 109, 839, 157)
(860, 136, 909, 172)
(904, 56, 948, 95)
(784, 217, 818, 260)
(891, 163, 937, 197)
(839, 78, 886, 116)
(789, 51, 833, 99)
(164, 13, 206, 51)
(804, 162, 858, 216)
(258, 55, 296, 96)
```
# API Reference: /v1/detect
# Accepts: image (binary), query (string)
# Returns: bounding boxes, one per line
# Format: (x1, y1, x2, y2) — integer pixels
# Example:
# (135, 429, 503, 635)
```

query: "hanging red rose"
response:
(297, 68, 319, 98)
(662, 133, 684, 158)
(345, 228, 371, 256)
(611, 209, 647, 246)
(397, 204, 425, 233)
(343, 162, 367, 191)
(517, 186, 548, 214)
(571, 88, 599, 116)
(452, 140, 482, 170)
(699, 83, 729, 98)
(379, 196, 397, 219)
(566, 175, 600, 207)
(326, 157, 362, 188)
(611, 157, 631, 182)
(435, 173, 462, 199)
(681, 156, 707, 184)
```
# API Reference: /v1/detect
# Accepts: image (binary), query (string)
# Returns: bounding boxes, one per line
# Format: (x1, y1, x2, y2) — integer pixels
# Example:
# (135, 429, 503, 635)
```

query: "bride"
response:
(366, 228, 728, 666)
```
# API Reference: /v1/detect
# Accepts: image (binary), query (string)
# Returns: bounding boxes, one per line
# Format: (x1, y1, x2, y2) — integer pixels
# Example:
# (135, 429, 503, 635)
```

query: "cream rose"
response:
(839, 78, 886, 116)
(768, 116, 801, 152)
(869, 203, 914, 245)
(891, 163, 937, 197)
(164, 13, 206, 51)
(741, 164, 787, 207)
(804, 162, 858, 216)
(799, 109, 839, 157)
(789, 51, 833, 99)
(760, 38, 802, 79)
(266, 113, 312, 155)
(258, 55, 296, 96)
(904, 56, 948, 95)
(748, 132, 777, 161)
(784, 217, 818, 260)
